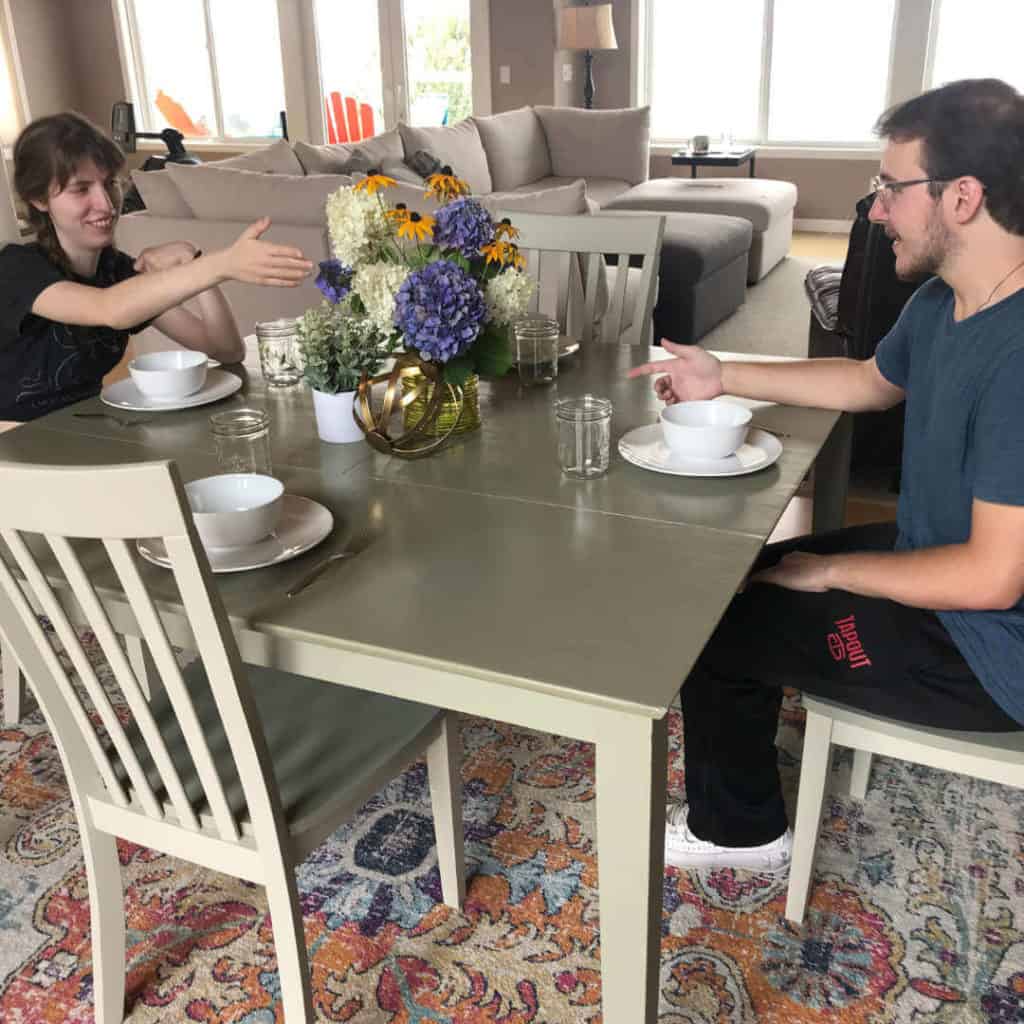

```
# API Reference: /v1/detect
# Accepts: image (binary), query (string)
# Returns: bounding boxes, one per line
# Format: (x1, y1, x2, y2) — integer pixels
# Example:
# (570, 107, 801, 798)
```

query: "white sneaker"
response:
(664, 803, 792, 873)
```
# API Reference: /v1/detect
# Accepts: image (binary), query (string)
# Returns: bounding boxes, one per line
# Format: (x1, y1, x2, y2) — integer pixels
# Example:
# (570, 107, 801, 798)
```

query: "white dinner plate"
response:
(618, 425, 783, 478)
(102, 369, 242, 412)
(138, 495, 334, 573)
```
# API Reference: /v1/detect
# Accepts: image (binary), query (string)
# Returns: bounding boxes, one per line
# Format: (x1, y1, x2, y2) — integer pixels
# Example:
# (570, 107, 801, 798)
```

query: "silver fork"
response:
(286, 529, 376, 598)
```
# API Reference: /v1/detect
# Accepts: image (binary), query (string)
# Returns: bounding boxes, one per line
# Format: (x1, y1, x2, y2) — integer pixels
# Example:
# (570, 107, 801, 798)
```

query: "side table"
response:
(671, 147, 757, 178)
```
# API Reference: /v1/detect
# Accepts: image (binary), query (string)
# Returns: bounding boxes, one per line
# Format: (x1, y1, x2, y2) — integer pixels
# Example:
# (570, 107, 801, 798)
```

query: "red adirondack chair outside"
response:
(324, 92, 376, 143)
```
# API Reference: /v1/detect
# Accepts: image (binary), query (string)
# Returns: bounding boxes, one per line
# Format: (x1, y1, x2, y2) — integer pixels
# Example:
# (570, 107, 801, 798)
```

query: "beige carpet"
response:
(700, 255, 817, 359)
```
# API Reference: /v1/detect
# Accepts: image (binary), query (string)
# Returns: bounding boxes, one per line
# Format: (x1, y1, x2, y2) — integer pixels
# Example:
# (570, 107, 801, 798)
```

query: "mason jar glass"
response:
(255, 318, 302, 387)
(554, 395, 613, 478)
(513, 314, 559, 386)
(209, 407, 273, 475)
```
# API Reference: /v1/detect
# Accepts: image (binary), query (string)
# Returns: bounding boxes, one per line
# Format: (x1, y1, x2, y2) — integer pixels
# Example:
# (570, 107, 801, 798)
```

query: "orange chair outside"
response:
(155, 89, 209, 137)
(324, 92, 377, 144)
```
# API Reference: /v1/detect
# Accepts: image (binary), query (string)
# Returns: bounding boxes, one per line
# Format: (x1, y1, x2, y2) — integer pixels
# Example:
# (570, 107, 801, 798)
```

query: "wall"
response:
(489, 0, 557, 110)
(6, 0, 79, 119)
(65, 0, 125, 130)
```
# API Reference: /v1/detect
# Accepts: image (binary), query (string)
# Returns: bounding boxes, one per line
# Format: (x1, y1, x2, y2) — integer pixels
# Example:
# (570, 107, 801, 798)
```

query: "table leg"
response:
(811, 412, 853, 534)
(2, 638, 24, 724)
(595, 713, 668, 1023)
(749, 154, 756, 177)
(691, 164, 697, 179)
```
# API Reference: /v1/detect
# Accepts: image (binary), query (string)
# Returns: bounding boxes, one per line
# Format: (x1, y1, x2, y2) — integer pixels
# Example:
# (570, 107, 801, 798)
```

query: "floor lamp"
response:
(557, 3, 618, 110)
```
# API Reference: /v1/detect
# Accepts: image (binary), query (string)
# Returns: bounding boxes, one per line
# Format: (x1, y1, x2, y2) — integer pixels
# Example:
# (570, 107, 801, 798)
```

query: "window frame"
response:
(112, 0, 288, 144)
(113, 0, 492, 147)
(638, 0, 944, 156)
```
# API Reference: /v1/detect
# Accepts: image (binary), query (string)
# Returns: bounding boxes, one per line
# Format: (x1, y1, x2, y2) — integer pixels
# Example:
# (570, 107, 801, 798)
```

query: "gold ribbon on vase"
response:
(354, 353, 467, 459)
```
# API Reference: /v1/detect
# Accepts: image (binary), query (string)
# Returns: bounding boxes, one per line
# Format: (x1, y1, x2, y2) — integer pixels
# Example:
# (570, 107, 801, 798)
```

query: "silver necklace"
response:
(977, 255, 1024, 312)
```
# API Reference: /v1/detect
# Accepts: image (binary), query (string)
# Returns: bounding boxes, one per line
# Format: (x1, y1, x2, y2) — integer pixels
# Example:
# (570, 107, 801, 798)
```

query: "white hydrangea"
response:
(353, 262, 410, 334)
(325, 186, 390, 267)
(484, 269, 536, 325)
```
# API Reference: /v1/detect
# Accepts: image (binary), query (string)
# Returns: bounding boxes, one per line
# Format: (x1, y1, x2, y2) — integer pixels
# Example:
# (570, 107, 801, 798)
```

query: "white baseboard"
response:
(794, 218, 854, 234)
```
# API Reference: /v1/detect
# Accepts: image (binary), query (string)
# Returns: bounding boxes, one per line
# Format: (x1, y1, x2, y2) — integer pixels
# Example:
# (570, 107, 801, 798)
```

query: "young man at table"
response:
(628, 78, 1024, 872)
(0, 112, 313, 423)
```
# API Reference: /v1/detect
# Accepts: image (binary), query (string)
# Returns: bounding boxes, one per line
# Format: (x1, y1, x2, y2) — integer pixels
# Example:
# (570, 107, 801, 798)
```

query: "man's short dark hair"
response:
(875, 78, 1024, 235)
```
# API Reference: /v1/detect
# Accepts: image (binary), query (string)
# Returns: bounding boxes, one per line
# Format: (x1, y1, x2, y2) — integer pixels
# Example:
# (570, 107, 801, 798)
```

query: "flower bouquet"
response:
(319, 166, 535, 455)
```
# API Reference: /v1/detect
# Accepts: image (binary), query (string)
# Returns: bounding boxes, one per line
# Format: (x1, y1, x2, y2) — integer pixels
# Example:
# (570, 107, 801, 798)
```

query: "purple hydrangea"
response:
(431, 198, 495, 259)
(393, 260, 487, 363)
(315, 259, 353, 304)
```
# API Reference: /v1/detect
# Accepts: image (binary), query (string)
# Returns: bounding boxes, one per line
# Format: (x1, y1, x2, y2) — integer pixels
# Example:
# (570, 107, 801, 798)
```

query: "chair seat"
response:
(119, 661, 442, 837)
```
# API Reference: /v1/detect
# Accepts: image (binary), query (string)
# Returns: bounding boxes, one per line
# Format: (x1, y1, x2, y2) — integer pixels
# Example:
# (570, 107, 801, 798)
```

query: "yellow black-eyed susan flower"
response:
(494, 217, 519, 242)
(425, 165, 470, 203)
(386, 202, 410, 224)
(481, 240, 526, 270)
(354, 169, 397, 195)
(397, 210, 436, 243)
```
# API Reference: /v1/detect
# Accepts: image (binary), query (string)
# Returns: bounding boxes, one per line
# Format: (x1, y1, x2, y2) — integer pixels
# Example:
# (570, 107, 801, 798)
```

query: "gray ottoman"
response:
(648, 211, 752, 343)
(605, 178, 798, 283)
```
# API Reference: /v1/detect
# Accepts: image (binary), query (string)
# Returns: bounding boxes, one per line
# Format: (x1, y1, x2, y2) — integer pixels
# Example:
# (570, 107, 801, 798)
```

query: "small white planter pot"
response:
(312, 388, 364, 444)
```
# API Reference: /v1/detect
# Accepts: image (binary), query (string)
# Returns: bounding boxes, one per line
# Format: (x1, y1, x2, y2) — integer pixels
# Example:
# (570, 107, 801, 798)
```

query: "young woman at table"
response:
(0, 112, 313, 423)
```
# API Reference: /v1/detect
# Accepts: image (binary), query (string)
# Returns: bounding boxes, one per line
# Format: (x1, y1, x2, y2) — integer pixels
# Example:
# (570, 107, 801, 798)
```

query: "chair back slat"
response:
(49, 535, 198, 830)
(0, 531, 129, 805)
(494, 211, 665, 348)
(105, 538, 238, 841)
(43, 536, 164, 817)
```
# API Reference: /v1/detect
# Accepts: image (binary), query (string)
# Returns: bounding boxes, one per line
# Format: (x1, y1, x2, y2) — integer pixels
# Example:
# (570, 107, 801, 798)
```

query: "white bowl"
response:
(185, 474, 284, 549)
(660, 400, 752, 459)
(129, 350, 208, 401)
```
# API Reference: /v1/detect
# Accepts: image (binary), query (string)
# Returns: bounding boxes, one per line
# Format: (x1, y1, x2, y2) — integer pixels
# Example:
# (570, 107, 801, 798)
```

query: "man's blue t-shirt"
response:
(875, 277, 1024, 725)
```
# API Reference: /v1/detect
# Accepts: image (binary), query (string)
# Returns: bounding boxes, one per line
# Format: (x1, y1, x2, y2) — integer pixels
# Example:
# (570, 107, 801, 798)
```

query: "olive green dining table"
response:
(0, 342, 846, 1023)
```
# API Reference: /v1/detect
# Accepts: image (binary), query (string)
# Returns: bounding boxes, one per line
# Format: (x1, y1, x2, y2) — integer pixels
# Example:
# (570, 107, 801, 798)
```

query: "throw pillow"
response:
(129, 169, 194, 218)
(165, 164, 353, 224)
(534, 105, 651, 186)
(471, 107, 552, 192)
(293, 129, 404, 175)
(209, 138, 305, 175)
(398, 119, 492, 195)
(480, 178, 589, 217)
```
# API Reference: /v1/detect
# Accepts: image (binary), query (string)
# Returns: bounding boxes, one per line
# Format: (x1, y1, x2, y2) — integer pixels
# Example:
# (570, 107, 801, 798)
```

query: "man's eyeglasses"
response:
(869, 175, 950, 210)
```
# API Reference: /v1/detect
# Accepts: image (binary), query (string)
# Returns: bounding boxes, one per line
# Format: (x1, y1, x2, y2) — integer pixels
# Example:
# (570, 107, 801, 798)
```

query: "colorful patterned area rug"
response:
(2, 628, 1024, 1022)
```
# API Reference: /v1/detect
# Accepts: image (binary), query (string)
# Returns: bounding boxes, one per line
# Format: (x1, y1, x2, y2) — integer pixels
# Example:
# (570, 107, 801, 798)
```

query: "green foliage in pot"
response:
(296, 303, 397, 395)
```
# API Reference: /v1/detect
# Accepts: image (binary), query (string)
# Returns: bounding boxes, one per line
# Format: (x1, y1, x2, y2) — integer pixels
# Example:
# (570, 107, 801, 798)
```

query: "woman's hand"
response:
(216, 217, 313, 286)
(626, 339, 725, 404)
(134, 241, 199, 273)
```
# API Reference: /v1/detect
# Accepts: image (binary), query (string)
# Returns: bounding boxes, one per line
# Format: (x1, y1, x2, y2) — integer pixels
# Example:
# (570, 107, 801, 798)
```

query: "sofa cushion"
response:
(292, 129, 404, 175)
(604, 178, 798, 231)
(471, 107, 552, 192)
(165, 165, 353, 225)
(481, 178, 588, 217)
(210, 138, 305, 175)
(130, 169, 194, 218)
(534, 106, 651, 186)
(508, 174, 630, 209)
(398, 119, 492, 195)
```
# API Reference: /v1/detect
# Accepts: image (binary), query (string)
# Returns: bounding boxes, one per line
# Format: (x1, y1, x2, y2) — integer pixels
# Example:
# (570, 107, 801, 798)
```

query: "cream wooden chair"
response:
(0, 459, 465, 1022)
(493, 210, 665, 347)
(786, 693, 1024, 924)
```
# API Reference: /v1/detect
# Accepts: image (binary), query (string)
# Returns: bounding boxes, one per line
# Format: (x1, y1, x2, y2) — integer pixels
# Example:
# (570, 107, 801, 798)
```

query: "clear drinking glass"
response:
(210, 408, 273, 474)
(514, 314, 559, 386)
(255, 318, 302, 387)
(554, 395, 613, 479)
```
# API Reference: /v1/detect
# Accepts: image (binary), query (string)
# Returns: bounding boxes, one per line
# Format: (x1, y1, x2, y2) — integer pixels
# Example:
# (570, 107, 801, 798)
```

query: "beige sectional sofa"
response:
(117, 106, 795, 348)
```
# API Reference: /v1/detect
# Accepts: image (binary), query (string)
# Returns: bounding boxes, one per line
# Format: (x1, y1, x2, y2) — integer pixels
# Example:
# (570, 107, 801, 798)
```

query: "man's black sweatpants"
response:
(681, 521, 1022, 848)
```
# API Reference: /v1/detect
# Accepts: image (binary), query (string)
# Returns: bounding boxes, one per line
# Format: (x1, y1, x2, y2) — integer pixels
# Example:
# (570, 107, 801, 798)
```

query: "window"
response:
(0, 11, 22, 145)
(645, 0, 897, 147)
(929, 0, 1024, 93)
(119, 0, 286, 140)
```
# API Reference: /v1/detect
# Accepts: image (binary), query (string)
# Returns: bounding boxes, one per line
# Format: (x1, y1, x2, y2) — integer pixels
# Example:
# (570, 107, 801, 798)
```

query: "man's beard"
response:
(893, 206, 954, 279)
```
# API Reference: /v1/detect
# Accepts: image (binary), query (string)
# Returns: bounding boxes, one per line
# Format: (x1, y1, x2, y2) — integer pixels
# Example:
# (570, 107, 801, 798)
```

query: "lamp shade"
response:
(557, 4, 618, 51)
